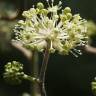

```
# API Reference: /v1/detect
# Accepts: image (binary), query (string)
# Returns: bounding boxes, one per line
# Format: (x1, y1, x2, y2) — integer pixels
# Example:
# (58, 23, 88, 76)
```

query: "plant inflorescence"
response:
(3, 0, 89, 96)
(13, 0, 88, 56)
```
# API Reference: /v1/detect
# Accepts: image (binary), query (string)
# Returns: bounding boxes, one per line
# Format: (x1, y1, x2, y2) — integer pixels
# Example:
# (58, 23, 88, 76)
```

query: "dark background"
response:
(0, 0, 96, 96)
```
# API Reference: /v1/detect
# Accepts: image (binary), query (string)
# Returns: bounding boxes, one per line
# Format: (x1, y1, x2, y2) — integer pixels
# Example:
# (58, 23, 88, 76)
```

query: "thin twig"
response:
(23, 74, 40, 83)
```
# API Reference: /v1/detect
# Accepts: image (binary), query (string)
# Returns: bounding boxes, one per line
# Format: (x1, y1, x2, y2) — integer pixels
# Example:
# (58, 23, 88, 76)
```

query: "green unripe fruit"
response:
(37, 2, 44, 9)
(63, 7, 71, 14)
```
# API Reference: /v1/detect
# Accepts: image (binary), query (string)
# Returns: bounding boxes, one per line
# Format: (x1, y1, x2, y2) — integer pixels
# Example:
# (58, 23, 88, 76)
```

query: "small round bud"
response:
(49, 48, 55, 53)
(63, 7, 71, 14)
(60, 14, 67, 21)
(22, 11, 29, 18)
(18, 20, 24, 24)
(37, 2, 44, 9)
(30, 8, 36, 14)
(53, 15, 59, 20)
(36, 8, 40, 14)
(66, 13, 72, 20)
(54, 28, 59, 33)
(41, 9, 48, 15)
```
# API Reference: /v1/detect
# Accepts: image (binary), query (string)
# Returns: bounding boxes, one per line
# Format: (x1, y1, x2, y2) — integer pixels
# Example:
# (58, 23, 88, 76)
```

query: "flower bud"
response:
(37, 2, 44, 9)
(53, 15, 59, 20)
(3, 61, 24, 85)
(60, 14, 67, 21)
(41, 9, 48, 15)
(66, 13, 72, 20)
(63, 7, 71, 14)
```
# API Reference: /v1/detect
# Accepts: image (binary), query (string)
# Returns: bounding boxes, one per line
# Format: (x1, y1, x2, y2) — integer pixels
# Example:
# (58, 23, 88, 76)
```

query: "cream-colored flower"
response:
(13, 0, 88, 56)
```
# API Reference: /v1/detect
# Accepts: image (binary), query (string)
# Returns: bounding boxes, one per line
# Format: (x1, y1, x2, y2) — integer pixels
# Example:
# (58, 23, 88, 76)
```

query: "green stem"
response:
(39, 41, 51, 96)
(31, 51, 41, 96)
(23, 74, 40, 83)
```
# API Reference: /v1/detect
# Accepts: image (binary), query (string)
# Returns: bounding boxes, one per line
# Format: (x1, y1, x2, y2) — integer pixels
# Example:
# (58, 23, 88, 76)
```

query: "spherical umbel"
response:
(13, 0, 88, 56)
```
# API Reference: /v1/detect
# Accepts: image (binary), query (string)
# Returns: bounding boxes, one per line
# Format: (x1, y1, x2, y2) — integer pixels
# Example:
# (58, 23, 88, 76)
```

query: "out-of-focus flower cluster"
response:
(3, 61, 24, 85)
(0, 2, 18, 52)
(86, 21, 96, 36)
(0, 1, 18, 19)
(91, 78, 96, 95)
(13, 0, 88, 56)
(3, 61, 40, 85)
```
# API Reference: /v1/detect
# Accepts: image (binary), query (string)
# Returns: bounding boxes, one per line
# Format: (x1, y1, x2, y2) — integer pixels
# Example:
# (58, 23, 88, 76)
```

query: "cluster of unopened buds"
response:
(3, 61, 39, 85)
(3, 61, 24, 85)
(91, 77, 96, 95)
(13, 0, 88, 57)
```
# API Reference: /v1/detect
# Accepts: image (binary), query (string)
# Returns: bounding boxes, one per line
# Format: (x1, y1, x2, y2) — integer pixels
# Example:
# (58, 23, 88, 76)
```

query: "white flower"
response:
(13, 0, 88, 56)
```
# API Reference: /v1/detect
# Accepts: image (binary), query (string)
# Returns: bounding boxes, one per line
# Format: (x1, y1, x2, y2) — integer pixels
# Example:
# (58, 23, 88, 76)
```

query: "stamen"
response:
(46, 0, 49, 2)
(52, 0, 54, 3)
(46, 0, 50, 7)
(70, 50, 78, 58)
(58, 1, 62, 6)
(73, 49, 82, 55)
(32, 5, 34, 8)
(51, 0, 54, 6)
(50, 40, 53, 49)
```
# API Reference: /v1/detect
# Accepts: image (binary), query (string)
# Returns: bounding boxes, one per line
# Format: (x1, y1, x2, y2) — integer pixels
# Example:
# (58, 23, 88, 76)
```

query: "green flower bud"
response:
(60, 14, 67, 21)
(3, 61, 24, 85)
(66, 13, 72, 20)
(22, 11, 27, 16)
(53, 28, 59, 33)
(18, 20, 24, 25)
(41, 9, 48, 15)
(53, 15, 59, 20)
(37, 2, 44, 9)
(29, 8, 36, 14)
(49, 48, 55, 53)
(63, 7, 71, 14)
(36, 8, 40, 14)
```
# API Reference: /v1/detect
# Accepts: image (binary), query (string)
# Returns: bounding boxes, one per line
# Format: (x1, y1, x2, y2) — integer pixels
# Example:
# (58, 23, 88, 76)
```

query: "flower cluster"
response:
(86, 21, 96, 36)
(13, 0, 88, 56)
(91, 78, 96, 95)
(3, 61, 24, 85)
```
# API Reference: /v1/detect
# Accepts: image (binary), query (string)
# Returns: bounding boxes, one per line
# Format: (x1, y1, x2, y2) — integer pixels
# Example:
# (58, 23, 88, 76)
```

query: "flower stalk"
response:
(31, 51, 41, 96)
(39, 40, 51, 96)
